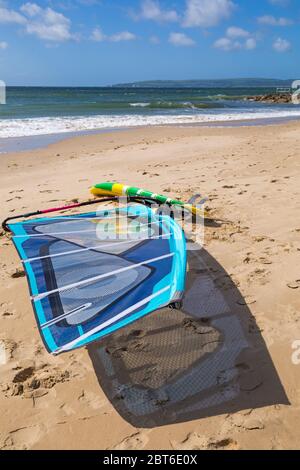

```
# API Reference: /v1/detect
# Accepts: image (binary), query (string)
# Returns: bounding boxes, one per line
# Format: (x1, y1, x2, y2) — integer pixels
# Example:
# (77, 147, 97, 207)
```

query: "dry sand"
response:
(0, 122, 300, 450)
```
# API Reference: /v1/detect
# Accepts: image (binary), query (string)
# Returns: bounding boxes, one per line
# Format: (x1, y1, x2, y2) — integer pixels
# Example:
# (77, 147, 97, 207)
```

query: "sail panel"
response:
(9, 205, 186, 354)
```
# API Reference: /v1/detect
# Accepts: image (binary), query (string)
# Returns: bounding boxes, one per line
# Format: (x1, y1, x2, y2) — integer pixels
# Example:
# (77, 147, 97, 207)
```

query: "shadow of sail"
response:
(88, 246, 289, 427)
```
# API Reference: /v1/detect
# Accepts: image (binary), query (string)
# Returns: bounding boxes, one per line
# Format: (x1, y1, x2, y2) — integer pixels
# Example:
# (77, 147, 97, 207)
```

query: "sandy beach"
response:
(0, 121, 300, 450)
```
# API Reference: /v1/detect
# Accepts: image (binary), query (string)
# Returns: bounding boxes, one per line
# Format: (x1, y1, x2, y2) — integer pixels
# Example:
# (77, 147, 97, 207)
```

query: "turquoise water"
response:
(0, 86, 294, 117)
(0, 86, 300, 139)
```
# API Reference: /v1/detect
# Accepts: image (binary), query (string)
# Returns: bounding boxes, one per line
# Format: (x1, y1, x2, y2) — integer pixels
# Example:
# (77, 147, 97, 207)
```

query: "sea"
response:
(1, 86, 300, 151)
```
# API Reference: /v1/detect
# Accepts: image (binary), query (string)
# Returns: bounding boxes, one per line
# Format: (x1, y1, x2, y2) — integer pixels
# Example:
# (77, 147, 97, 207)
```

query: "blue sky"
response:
(0, 0, 299, 85)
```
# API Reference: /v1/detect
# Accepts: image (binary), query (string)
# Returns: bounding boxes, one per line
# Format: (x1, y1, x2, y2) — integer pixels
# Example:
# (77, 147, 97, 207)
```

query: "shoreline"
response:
(1, 115, 300, 153)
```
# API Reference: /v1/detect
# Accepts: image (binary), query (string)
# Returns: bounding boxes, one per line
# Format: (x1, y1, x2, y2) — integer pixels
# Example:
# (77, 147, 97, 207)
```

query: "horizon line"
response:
(3, 77, 296, 88)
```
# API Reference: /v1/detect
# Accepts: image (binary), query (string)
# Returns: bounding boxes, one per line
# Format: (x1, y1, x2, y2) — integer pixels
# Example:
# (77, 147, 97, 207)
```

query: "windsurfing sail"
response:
(8, 203, 186, 355)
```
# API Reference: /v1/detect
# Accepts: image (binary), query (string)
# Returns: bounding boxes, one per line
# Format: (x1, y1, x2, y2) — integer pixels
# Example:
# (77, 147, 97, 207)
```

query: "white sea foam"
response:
(1, 108, 300, 138)
(129, 102, 150, 107)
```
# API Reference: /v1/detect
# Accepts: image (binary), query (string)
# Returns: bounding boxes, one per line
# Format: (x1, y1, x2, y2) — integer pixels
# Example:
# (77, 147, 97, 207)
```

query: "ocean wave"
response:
(1, 109, 300, 138)
(129, 100, 213, 109)
(206, 94, 246, 101)
(130, 102, 150, 107)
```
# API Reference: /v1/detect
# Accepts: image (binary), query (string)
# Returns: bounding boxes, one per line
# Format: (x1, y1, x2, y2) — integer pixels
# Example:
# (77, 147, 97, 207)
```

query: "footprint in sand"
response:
(0, 341, 6, 365)
(182, 318, 215, 335)
(78, 390, 108, 410)
(6, 196, 22, 202)
(1, 425, 44, 450)
(59, 403, 75, 417)
(238, 366, 263, 392)
(8, 364, 71, 398)
(0, 301, 16, 317)
(113, 431, 149, 450)
(231, 415, 264, 431)
(39, 190, 59, 194)
(247, 268, 270, 286)
(253, 236, 268, 243)
(259, 257, 272, 265)
(0, 339, 17, 363)
(9, 189, 24, 194)
(287, 280, 300, 289)
(105, 337, 149, 358)
(173, 432, 239, 450)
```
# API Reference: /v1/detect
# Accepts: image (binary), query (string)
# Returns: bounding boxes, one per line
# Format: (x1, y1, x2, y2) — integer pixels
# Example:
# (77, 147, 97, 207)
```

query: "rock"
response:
(246, 93, 292, 104)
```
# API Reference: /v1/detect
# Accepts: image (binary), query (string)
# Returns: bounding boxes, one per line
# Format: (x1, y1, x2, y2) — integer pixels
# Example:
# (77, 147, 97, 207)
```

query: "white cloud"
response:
(0, 6, 26, 24)
(91, 28, 106, 42)
(245, 38, 256, 50)
(20, 2, 41, 17)
(273, 37, 291, 52)
(226, 26, 250, 38)
(91, 28, 136, 43)
(183, 0, 235, 28)
(0, 41, 8, 49)
(169, 32, 195, 46)
(258, 15, 293, 26)
(214, 37, 240, 51)
(149, 35, 160, 44)
(0, 3, 74, 42)
(110, 31, 136, 42)
(135, 0, 178, 23)
(214, 26, 256, 51)
(23, 5, 73, 42)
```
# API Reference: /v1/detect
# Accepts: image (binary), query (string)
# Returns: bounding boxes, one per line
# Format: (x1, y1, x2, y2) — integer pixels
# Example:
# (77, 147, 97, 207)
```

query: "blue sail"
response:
(9, 204, 186, 354)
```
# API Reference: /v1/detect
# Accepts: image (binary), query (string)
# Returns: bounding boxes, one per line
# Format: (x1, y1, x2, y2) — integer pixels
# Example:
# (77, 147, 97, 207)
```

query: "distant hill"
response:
(113, 78, 294, 88)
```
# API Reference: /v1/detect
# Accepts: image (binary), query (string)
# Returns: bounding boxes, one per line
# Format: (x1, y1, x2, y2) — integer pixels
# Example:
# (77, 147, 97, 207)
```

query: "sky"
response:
(0, 0, 299, 86)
